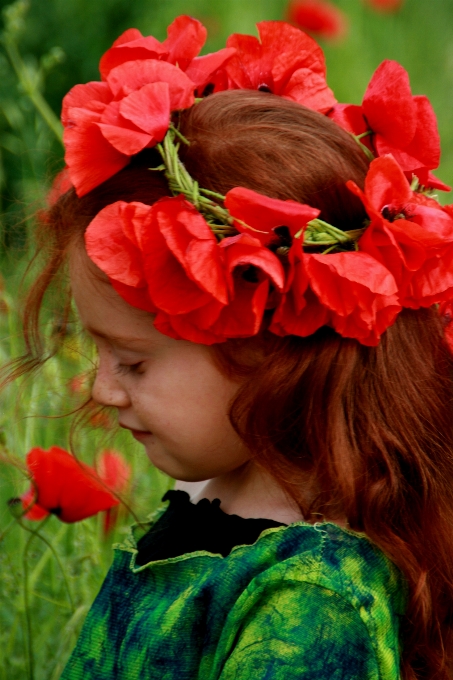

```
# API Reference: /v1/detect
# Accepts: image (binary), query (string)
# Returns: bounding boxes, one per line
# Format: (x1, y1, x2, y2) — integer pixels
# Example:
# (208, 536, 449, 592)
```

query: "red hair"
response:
(14, 91, 453, 678)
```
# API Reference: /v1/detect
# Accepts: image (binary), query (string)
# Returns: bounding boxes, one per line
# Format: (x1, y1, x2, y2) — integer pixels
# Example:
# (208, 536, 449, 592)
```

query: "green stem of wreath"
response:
(352, 130, 375, 162)
(154, 125, 367, 251)
(154, 125, 237, 239)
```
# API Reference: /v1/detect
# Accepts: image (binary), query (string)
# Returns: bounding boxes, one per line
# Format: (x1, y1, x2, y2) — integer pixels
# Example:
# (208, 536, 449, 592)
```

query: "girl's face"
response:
(70, 247, 251, 482)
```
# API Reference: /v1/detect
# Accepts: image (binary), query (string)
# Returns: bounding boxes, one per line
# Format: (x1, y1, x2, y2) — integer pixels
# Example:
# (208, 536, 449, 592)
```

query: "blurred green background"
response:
(0, 0, 452, 678)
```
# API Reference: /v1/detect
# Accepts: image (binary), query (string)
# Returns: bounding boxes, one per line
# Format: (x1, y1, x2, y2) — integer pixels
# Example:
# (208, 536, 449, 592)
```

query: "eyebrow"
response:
(84, 326, 149, 348)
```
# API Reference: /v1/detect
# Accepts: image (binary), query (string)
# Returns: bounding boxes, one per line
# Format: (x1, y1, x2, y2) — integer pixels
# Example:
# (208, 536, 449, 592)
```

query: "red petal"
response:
(110, 280, 157, 313)
(211, 279, 270, 337)
(220, 232, 285, 291)
(61, 81, 112, 122)
(185, 48, 237, 91)
(118, 82, 171, 140)
(64, 123, 129, 197)
(107, 60, 194, 110)
(305, 252, 400, 343)
(21, 487, 50, 521)
(287, 0, 348, 40)
(261, 21, 327, 87)
(283, 68, 337, 113)
(306, 251, 398, 311)
(411, 169, 451, 192)
(99, 30, 167, 80)
(154, 311, 227, 344)
(362, 60, 416, 147)
(270, 286, 329, 337)
(97, 450, 131, 494)
(404, 246, 453, 308)
(97, 124, 153, 155)
(225, 187, 319, 244)
(152, 197, 228, 301)
(26, 447, 119, 523)
(84, 201, 147, 287)
(137, 197, 227, 314)
(224, 21, 335, 111)
(403, 95, 440, 170)
(198, 234, 285, 338)
(328, 103, 369, 136)
(225, 33, 267, 90)
(363, 155, 412, 211)
(162, 15, 207, 70)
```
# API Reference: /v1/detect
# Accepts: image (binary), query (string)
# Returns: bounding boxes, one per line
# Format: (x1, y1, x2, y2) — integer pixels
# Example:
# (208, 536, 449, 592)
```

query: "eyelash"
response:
(114, 362, 144, 376)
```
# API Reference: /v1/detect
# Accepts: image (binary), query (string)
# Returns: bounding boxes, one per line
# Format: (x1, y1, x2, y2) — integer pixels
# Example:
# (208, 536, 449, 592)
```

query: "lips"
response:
(119, 423, 152, 439)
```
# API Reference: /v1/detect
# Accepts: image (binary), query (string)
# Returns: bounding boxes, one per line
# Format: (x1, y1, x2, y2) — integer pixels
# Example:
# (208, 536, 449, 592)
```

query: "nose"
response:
(91, 352, 130, 409)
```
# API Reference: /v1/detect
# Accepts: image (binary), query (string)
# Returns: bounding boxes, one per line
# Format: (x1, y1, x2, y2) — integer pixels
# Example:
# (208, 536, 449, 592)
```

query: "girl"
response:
(18, 15, 453, 680)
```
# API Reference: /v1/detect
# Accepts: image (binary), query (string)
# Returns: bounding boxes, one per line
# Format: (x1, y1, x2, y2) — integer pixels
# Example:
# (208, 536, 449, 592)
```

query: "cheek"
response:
(134, 366, 240, 441)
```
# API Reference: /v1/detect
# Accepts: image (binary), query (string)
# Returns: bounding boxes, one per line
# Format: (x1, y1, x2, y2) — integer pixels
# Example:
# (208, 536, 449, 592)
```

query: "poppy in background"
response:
(97, 449, 131, 534)
(364, 0, 404, 12)
(19, 446, 119, 523)
(287, 0, 348, 40)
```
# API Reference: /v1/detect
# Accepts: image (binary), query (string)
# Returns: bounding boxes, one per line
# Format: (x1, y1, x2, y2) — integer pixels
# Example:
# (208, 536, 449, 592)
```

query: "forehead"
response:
(69, 243, 159, 347)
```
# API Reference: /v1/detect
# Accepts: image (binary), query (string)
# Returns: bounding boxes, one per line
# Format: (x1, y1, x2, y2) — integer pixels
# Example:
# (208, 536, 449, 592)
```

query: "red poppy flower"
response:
(21, 446, 119, 523)
(63, 17, 237, 197)
(364, 0, 404, 12)
(270, 237, 400, 345)
(97, 450, 131, 534)
(347, 155, 453, 308)
(85, 197, 228, 342)
(85, 197, 284, 344)
(329, 60, 448, 191)
(224, 186, 320, 245)
(223, 21, 336, 113)
(158, 233, 285, 343)
(62, 62, 195, 197)
(287, 0, 348, 41)
(68, 372, 90, 394)
(99, 16, 235, 96)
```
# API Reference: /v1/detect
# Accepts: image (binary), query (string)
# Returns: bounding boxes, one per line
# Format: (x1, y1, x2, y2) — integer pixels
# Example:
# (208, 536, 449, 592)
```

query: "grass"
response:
(0, 259, 172, 679)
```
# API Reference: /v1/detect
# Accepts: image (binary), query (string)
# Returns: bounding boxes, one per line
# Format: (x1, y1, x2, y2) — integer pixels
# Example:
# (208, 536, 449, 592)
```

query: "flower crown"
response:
(61, 16, 453, 346)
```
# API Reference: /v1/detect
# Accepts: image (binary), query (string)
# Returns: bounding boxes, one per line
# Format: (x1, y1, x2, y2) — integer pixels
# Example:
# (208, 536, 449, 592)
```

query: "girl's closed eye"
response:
(114, 361, 145, 376)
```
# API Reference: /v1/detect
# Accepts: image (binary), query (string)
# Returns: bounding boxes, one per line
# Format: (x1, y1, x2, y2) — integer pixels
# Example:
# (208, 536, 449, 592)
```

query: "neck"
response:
(177, 461, 305, 525)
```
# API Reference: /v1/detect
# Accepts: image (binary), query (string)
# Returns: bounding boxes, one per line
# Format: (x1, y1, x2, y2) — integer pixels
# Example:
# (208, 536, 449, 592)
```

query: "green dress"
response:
(61, 494, 406, 679)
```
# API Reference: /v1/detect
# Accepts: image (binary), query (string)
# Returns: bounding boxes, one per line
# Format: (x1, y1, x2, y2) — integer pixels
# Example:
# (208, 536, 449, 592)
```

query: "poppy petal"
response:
(402, 95, 440, 170)
(64, 123, 129, 197)
(362, 60, 416, 147)
(185, 48, 237, 90)
(225, 187, 319, 244)
(287, 0, 348, 41)
(99, 30, 167, 80)
(118, 82, 171, 140)
(106, 60, 195, 110)
(25, 447, 119, 523)
(162, 15, 207, 70)
(85, 201, 147, 287)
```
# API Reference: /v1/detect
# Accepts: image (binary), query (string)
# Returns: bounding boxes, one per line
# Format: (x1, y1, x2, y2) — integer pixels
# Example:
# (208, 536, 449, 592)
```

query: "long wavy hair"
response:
(12, 90, 453, 679)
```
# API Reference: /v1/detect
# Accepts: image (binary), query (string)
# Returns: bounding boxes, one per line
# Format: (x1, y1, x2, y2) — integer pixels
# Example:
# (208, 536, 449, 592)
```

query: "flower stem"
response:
(1, 35, 63, 144)
(21, 518, 52, 680)
(18, 515, 75, 680)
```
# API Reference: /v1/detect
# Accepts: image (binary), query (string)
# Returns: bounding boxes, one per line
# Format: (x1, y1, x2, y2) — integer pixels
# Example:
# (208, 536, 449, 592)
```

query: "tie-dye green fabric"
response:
(61, 502, 406, 680)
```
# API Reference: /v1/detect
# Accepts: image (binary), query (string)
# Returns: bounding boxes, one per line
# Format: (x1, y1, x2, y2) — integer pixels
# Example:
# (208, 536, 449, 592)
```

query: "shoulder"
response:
(214, 522, 405, 680)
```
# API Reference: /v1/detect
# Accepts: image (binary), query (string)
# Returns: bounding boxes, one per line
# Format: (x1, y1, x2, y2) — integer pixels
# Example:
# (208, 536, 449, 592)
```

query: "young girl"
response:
(19, 15, 453, 680)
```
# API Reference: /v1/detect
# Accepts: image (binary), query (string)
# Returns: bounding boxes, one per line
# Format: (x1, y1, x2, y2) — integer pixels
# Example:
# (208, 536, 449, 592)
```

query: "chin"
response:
(143, 449, 200, 481)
